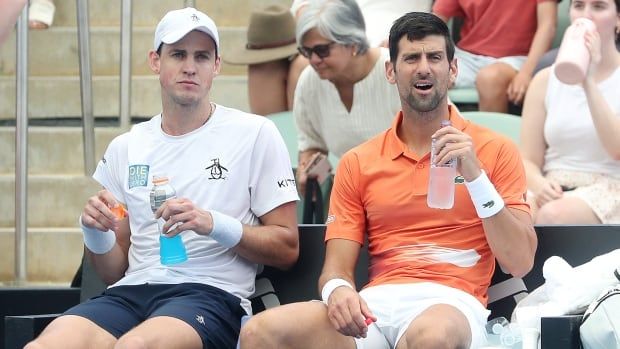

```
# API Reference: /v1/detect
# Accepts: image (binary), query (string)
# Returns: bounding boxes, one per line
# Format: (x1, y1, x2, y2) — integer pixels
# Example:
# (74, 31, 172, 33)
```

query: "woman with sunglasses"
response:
(293, 0, 401, 195)
(521, 0, 620, 224)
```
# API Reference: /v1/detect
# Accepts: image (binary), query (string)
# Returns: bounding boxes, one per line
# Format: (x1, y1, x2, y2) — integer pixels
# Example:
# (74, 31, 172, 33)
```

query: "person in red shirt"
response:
(239, 12, 536, 349)
(433, 0, 558, 112)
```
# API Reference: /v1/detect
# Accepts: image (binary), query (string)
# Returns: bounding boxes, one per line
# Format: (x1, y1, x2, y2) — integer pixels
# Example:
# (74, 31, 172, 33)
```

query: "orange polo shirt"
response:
(325, 107, 529, 306)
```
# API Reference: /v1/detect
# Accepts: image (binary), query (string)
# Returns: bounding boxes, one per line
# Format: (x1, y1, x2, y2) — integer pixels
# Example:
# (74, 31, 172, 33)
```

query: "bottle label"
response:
(149, 188, 176, 212)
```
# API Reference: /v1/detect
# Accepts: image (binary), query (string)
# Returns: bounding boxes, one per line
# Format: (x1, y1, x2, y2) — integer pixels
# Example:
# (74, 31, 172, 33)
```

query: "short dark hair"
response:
(389, 12, 455, 64)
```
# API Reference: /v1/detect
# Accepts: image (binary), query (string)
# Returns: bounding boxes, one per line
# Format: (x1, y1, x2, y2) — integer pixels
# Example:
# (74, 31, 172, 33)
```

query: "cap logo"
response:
(191, 14, 199, 22)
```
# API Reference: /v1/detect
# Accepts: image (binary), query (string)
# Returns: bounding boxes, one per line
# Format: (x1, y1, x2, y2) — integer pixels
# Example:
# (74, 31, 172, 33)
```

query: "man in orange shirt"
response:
(239, 12, 536, 349)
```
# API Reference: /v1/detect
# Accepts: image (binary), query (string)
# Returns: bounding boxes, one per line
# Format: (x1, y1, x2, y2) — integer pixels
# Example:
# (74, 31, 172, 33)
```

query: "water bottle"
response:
(486, 317, 510, 335)
(427, 120, 457, 209)
(149, 176, 188, 265)
(485, 318, 523, 348)
(500, 323, 523, 348)
(554, 17, 596, 85)
(485, 317, 509, 346)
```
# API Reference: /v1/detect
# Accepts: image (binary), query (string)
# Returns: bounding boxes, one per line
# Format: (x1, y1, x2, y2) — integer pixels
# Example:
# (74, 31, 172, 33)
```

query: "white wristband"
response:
(321, 278, 354, 304)
(209, 210, 243, 248)
(465, 171, 505, 219)
(79, 216, 116, 254)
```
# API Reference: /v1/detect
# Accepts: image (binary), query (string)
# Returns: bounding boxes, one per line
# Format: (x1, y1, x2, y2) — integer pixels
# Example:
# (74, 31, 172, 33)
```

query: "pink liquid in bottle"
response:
(554, 18, 596, 85)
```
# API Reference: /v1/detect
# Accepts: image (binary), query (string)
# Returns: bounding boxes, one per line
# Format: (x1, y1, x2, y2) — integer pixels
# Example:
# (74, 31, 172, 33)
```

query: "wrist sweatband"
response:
(209, 210, 243, 248)
(321, 278, 353, 304)
(79, 216, 116, 254)
(465, 171, 505, 219)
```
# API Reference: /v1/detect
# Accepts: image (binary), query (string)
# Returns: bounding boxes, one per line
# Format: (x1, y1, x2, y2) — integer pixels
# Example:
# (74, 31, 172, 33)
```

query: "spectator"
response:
(521, 0, 620, 224)
(239, 12, 536, 349)
(29, 0, 55, 29)
(25, 7, 299, 349)
(433, 0, 558, 112)
(534, 0, 620, 74)
(225, 1, 433, 118)
(293, 0, 401, 195)
(223, 5, 306, 116)
(292, 0, 434, 47)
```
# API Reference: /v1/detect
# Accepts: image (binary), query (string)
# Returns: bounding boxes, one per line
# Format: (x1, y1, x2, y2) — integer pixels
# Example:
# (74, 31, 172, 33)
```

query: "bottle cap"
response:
(153, 176, 169, 185)
(110, 205, 127, 219)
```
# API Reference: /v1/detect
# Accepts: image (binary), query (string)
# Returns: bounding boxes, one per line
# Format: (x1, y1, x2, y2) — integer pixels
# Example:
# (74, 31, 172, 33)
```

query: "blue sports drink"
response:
(149, 176, 188, 265)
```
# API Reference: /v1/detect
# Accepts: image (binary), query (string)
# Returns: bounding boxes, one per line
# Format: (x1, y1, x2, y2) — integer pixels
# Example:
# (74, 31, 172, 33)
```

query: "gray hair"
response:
(296, 0, 369, 55)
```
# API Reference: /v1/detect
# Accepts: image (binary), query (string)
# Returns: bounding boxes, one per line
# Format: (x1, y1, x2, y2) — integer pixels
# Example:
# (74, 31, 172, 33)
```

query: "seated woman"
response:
(521, 0, 620, 224)
(293, 0, 401, 194)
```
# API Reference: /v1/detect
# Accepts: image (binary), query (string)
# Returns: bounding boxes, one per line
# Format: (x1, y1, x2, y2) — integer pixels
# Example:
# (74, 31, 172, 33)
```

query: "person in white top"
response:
(521, 0, 620, 224)
(293, 0, 402, 195)
(26, 7, 299, 349)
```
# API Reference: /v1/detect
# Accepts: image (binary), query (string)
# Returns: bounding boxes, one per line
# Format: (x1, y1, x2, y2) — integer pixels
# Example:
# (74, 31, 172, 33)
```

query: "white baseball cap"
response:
(153, 7, 220, 53)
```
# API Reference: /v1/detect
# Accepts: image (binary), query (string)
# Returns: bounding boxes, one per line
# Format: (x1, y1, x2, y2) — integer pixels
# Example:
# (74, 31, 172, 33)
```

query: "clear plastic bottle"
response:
(486, 317, 510, 335)
(427, 120, 457, 209)
(149, 176, 188, 265)
(500, 323, 523, 348)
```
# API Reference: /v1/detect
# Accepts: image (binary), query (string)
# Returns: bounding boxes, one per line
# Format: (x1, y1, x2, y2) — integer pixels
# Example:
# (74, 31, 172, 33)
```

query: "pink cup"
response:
(554, 18, 596, 85)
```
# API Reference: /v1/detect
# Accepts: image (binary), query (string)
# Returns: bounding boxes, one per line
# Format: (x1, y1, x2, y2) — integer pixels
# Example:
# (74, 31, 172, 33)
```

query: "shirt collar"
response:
(384, 105, 467, 160)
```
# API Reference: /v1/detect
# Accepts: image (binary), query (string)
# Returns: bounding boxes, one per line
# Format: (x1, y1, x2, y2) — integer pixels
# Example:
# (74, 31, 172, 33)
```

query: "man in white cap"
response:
(26, 7, 299, 349)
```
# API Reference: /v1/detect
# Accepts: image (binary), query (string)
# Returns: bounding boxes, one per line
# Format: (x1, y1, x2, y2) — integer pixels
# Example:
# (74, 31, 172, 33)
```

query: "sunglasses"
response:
(297, 42, 337, 59)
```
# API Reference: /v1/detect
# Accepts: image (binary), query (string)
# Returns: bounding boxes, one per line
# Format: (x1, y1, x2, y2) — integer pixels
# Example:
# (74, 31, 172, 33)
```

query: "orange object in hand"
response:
(110, 205, 127, 219)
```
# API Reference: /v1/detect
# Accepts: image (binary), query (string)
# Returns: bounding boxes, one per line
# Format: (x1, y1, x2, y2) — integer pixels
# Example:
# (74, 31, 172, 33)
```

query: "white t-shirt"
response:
(543, 67, 620, 178)
(93, 105, 299, 313)
(294, 47, 401, 158)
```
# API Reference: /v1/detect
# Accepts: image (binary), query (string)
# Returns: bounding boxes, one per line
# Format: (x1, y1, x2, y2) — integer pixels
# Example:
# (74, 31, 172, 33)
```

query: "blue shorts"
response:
(64, 283, 246, 349)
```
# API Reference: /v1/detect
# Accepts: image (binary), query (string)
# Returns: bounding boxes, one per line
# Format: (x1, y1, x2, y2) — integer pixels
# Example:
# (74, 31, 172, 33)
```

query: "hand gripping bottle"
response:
(427, 120, 457, 209)
(554, 17, 596, 85)
(149, 176, 188, 265)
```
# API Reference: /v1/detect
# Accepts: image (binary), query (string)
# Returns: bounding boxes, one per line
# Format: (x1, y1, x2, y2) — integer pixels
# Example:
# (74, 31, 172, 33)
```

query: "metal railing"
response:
(13, 0, 142, 282)
(14, 4, 29, 286)
(14, 0, 201, 283)
(77, 0, 96, 176)
(119, 0, 132, 130)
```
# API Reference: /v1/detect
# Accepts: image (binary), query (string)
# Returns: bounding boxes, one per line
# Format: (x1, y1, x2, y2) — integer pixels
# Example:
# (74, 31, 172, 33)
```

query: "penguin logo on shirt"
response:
(205, 158, 228, 180)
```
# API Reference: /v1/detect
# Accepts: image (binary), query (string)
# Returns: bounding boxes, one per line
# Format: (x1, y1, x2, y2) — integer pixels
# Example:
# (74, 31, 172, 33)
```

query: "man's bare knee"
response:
(401, 327, 463, 349)
(239, 316, 261, 347)
(114, 335, 147, 349)
(239, 313, 288, 349)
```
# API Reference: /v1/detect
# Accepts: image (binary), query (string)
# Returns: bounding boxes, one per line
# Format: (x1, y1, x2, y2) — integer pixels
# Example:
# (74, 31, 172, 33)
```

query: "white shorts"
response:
(454, 47, 527, 88)
(353, 283, 490, 349)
